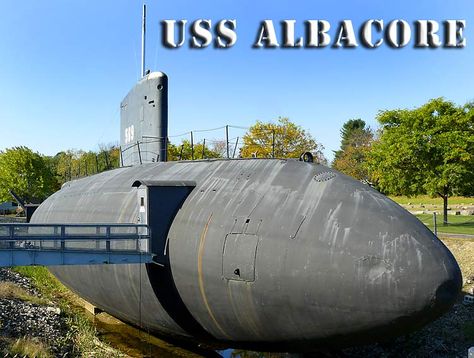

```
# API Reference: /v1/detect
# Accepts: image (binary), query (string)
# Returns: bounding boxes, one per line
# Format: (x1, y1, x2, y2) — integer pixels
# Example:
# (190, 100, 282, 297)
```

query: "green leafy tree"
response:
(333, 119, 371, 161)
(368, 98, 474, 225)
(240, 117, 326, 163)
(99, 143, 120, 170)
(168, 139, 223, 161)
(0, 146, 57, 203)
(332, 133, 373, 181)
(332, 119, 374, 181)
(53, 151, 74, 183)
(50, 144, 121, 187)
(108, 146, 121, 168)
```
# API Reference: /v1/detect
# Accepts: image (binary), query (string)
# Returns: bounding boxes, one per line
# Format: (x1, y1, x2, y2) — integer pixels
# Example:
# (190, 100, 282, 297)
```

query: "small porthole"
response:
(157, 84, 163, 90)
(234, 268, 240, 276)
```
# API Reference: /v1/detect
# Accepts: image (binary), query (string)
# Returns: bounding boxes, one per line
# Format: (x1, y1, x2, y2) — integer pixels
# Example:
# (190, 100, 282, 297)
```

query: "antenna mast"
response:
(141, 3, 146, 77)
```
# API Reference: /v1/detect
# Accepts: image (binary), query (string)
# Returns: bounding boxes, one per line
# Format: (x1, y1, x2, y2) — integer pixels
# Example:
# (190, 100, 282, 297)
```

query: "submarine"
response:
(29, 69, 462, 352)
(29, 7, 462, 350)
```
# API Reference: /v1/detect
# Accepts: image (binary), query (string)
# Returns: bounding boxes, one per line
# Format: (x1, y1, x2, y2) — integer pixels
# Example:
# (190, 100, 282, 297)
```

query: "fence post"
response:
(272, 129, 275, 158)
(190, 131, 194, 160)
(232, 137, 239, 158)
(137, 141, 142, 164)
(226, 125, 230, 159)
(433, 212, 438, 236)
(202, 139, 206, 159)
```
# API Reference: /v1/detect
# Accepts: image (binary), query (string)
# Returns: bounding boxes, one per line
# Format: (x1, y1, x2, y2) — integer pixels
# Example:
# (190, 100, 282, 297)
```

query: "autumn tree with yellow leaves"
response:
(240, 117, 326, 163)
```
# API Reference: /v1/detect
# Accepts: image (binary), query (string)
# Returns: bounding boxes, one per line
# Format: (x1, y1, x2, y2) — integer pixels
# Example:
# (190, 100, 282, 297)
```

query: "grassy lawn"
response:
(415, 214, 474, 235)
(391, 195, 474, 206)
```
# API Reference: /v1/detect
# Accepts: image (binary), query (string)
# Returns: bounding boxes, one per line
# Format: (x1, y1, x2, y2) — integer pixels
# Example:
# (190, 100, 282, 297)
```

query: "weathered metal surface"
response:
(120, 72, 168, 165)
(222, 234, 259, 282)
(31, 158, 462, 351)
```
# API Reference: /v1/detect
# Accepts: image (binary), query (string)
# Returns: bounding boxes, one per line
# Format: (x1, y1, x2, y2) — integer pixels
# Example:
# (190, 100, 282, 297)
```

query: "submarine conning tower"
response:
(120, 71, 169, 165)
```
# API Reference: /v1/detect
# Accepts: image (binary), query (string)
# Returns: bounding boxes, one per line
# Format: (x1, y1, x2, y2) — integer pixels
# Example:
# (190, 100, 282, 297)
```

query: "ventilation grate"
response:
(314, 171, 337, 182)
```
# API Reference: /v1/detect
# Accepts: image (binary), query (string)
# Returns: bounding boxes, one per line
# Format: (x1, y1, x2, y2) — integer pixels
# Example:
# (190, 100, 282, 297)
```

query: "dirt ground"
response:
(442, 238, 474, 292)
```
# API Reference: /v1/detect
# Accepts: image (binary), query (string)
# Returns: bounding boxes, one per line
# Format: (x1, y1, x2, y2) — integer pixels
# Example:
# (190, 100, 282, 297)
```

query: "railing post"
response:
(226, 125, 229, 159)
(272, 129, 276, 158)
(106, 226, 111, 251)
(135, 227, 140, 252)
(137, 141, 142, 165)
(52, 226, 58, 249)
(96, 226, 101, 249)
(190, 131, 194, 160)
(232, 137, 239, 158)
(9, 225, 14, 249)
(60, 225, 66, 250)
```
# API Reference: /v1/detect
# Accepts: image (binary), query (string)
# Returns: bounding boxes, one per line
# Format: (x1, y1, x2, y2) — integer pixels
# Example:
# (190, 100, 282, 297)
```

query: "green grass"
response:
(391, 195, 474, 206)
(415, 214, 474, 235)
(13, 266, 68, 300)
(0, 281, 49, 305)
(9, 337, 52, 358)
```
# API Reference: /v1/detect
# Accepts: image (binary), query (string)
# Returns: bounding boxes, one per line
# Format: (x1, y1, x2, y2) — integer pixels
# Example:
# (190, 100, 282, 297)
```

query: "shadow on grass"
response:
(452, 221, 474, 228)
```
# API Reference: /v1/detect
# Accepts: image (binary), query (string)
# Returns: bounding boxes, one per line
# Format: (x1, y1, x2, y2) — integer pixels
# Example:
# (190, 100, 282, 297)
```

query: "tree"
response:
(98, 143, 120, 170)
(0, 146, 57, 203)
(367, 98, 474, 225)
(332, 119, 374, 181)
(240, 117, 326, 163)
(52, 151, 74, 183)
(332, 133, 373, 181)
(333, 119, 371, 161)
(168, 139, 223, 161)
(49, 144, 121, 187)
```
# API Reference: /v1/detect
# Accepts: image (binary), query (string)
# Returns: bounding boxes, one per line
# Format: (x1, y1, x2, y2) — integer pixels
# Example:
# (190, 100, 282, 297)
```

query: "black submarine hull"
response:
(31, 159, 462, 351)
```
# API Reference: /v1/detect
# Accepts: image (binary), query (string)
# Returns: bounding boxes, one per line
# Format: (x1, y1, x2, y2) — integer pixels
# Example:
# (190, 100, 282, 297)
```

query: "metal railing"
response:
(0, 223, 152, 267)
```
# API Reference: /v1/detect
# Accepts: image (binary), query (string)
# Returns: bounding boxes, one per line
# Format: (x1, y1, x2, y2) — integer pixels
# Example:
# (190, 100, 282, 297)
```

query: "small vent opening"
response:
(314, 172, 337, 182)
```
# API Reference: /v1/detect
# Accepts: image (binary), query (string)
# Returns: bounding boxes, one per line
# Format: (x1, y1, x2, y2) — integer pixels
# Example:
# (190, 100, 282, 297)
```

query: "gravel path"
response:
(341, 301, 474, 357)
